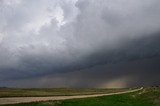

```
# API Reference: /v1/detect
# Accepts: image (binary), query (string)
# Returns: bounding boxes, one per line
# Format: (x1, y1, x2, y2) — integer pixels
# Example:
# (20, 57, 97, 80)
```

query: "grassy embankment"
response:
(1, 87, 160, 106)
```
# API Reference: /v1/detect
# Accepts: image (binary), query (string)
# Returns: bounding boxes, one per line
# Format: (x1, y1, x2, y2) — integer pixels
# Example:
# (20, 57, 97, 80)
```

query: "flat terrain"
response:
(0, 88, 141, 104)
(0, 87, 159, 106)
(0, 88, 129, 98)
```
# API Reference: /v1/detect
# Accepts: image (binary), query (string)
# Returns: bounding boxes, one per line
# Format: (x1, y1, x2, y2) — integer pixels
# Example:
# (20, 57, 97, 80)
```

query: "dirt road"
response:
(0, 87, 143, 104)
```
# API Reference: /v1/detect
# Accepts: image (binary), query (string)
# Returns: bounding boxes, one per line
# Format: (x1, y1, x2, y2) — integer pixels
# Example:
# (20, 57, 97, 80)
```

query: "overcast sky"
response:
(0, 0, 160, 88)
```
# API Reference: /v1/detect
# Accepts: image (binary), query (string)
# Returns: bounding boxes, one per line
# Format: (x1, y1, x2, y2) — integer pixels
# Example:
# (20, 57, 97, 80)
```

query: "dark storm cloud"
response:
(0, 0, 160, 87)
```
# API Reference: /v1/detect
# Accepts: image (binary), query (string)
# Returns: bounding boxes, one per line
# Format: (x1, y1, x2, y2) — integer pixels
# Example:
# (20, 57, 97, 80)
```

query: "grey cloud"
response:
(2, 56, 160, 88)
(0, 0, 160, 87)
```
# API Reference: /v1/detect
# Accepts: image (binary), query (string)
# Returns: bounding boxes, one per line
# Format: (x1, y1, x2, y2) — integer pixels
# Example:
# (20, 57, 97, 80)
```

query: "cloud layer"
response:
(0, 0, 160, 88)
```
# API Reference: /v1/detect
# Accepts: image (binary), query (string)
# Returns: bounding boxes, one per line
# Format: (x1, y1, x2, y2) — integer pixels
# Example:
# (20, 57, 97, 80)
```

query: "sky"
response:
(0, 0, 160, 88)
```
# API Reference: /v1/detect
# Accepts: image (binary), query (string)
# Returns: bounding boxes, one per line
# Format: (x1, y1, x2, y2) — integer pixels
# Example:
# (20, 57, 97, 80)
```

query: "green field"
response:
(1, 87, 160, 106)
(0, 88, 129, 98)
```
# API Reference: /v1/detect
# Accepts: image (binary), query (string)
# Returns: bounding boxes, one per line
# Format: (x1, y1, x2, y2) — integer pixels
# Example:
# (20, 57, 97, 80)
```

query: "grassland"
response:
(0, 87, 129, 98)
(1, 87, 160, 106)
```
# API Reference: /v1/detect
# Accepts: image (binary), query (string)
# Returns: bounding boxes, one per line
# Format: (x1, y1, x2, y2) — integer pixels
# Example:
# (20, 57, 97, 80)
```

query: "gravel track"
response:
(0, 87, 143, 104)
